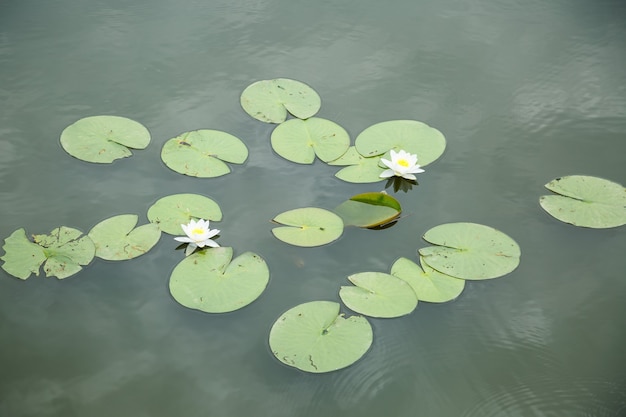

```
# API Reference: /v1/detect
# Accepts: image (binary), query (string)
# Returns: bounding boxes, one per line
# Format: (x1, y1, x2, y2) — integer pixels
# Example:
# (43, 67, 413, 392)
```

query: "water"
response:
(1, 0, 625, 416)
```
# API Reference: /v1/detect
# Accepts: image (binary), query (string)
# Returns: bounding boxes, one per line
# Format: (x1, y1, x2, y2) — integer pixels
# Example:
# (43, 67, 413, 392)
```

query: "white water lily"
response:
(174, 218, 220, 256)
(379, 149, 424, 180)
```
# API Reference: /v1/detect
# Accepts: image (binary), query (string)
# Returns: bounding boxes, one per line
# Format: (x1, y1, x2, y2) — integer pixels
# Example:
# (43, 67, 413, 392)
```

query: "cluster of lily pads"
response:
(1, 78, 624, 374)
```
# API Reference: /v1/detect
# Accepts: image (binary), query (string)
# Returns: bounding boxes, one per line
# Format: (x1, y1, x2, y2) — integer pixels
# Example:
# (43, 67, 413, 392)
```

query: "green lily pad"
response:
(269, 301, 373, 373)
(1, 229, 47, 279)
(419, 222, 521, 280)
(147, 193, 222, 235)
(161, 130, 248, 178)
(391, 257, 465, 303)
(88, 214, 161, 260)
(270, 117, 350, 164)
(339, 272, 418, 318)
(240, 78, 321, 123)
(328, 147, 386, 183)
(539, 175, 626, 228)
(60, 115, 151, 163)
(354, 120, 446, 166)
(271, 207, 344, 247)
(169, 247, 269, 313)
(334, 192, 401, 228)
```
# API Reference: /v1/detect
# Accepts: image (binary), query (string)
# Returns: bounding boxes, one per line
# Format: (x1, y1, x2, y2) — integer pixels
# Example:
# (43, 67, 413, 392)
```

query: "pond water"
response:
(1, 0, 625, 416)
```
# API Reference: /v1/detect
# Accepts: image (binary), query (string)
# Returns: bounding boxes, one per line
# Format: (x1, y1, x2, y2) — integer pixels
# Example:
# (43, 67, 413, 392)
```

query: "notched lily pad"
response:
(271, 207, 344, 247)
(169, 247, 269, 313)
(539, 175, 626, 228)
(328, 147, 386, 183)
(161, 130, 248, 178)
(60, 115, 150, 163)
(269, 300, 373, 373)
(391, 257, 465, 303)
(1, 228, 47, 279)
(147, 193, 222, 235)
(88, 214, 161, 260)
(334, 192, 401, 228)
(240, 78, 321, 123)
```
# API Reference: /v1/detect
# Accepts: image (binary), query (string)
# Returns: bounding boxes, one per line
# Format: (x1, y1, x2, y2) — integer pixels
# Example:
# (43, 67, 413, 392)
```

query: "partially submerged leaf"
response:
(339, 272, 418, 318)
(419, 222, 521, 280)
(269, 301, 372, 373)
(60, 115, 150, 163)
(169, 247, 269, 313)
(147, 194, 222, 235)
(540, 175, 626, 228)
(391, 257, 465, 303)
(270, 117, 350, 164)
(1, 228, 47, 279)
(88, 214, 161, 260)
(161, 130, 248, 178)
(328, 147, 385, 183)
(272, 207, 344, 247)
(334, 192, 401, 228)
(240, 78, 321, 123)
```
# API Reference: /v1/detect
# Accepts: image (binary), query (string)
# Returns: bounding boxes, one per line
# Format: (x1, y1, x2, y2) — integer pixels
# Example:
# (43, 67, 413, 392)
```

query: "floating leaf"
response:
(161, 130, 248, 178)
(271, 207, 344, 247)
(339, 272, 418, 318)
(147, 194, 222, 235)
(1, 229, 47, 279)
(270, 117, 350, 164)
(169, 247, 269, 313)
(88, 214, 161, 260)
(354, 120, 446, 166)
(32, 227, 95, 279)
(391, 257, 465, 303)
(60, 115, 150, 163)
(328, 147, 386, 183)
(334, 192, 401, 228)
(240, 78, 321, 123)
(269, 301, 372, 373)
(539, 175, 626, 228)
(419, 223, 520, 280)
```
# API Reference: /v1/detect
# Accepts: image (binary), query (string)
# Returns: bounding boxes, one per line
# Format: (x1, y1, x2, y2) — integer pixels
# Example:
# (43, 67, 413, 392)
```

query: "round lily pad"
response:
(240, 78, 321, 123)
(1, 228, 47, 279)
(270, 117, 350, 164)
(271, 207, 344, 247)
(60, 115, 151, 163)
(169, 247, 269, 313)
(88, 214, 161, 260)
(269, 301, 373, 373)
(161, 130, 248, 178)
(419, 222, 521, 280)
(328, 147, 386, 183)
(354, 120, 446, 166)
(334, 192, 401, 228)
(539, 175, 626, 228)
(339, 272, 418, 318)
(391, 257, 465, 303)
(147, 193, 222, 235)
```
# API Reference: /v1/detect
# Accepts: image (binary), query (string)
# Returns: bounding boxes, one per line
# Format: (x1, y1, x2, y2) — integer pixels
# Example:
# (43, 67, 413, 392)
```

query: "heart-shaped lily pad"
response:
(328, 147, 386, 183)
(147, 193, 222, 235)
(271, 207, 344, 247)
(334, 192, 401, 228)
(88, 214, 161, 260)
(269, 301, 373, 373)
(240, 78, 321, 123)
(60, 115, 151, 163)
(391, 257, 465, 303)
(539, 175, 626, 228)
(339, 272, 418, 318)
(419, 222, 521, 280)
(161, 130, 248, 178)
(169, 247, 269, 313)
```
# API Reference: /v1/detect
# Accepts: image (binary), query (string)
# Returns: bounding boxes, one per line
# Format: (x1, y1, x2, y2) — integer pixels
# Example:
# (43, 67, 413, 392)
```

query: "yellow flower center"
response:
(192, 228, 205, 235)
(397, 158, 410, 168)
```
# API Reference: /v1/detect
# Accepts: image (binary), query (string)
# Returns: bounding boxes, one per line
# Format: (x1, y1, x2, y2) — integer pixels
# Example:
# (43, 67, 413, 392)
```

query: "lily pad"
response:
(60, 115, 150, 163)
(270, 117, 350, 164)
(161, 130, 248, 178)
(240, 78, 321, 123)
(328, 147, 386, 183)
(539, 175, 626, 228)
(354, 120, 446, 166)
(339, 272, 418, 318)
(391, 257, 465, 303)
(1, 229, 47, 279)
(88, 214, 161, 260)
(147, 193, 222, 235)
(169, 247, 269, 313)
(334, 192, 401, 228)
(269, 301, 372, 373)
(419, 222, 521, 280)
(271, 207, 344, 247)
